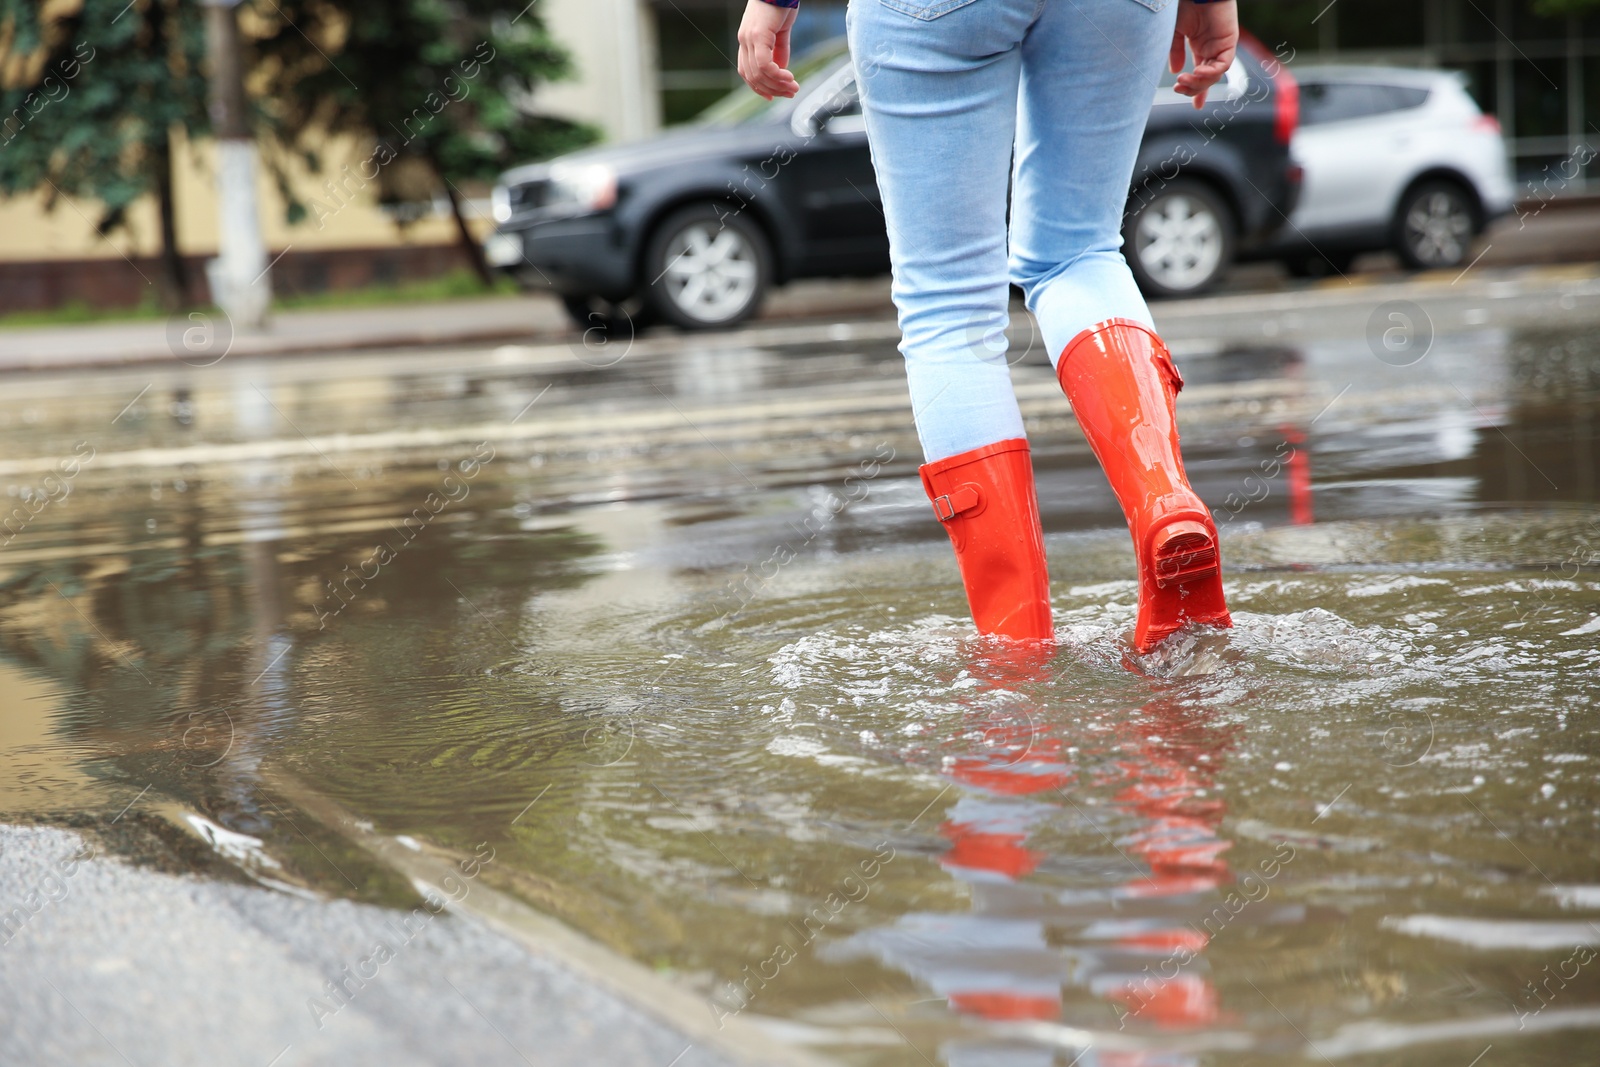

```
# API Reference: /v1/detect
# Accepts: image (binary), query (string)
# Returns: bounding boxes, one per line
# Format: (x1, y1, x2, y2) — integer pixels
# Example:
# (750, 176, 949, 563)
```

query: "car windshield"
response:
(695, 40, 850, 127)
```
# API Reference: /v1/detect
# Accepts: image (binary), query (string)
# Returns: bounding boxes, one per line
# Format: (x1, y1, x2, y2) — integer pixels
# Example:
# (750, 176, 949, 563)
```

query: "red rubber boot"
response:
(1056, 319, 1231, 652)
(919, 439, 1054, 642)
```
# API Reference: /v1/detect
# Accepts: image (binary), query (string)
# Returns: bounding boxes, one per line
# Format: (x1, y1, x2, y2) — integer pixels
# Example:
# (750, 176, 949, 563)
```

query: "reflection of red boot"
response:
(939, 821, 1041, 881)
(947, 990, 1062, 1021)
(919, 439, 1053, 641)
(1109, 972, 1222, 1029)
(1056, 319, 1231, 652)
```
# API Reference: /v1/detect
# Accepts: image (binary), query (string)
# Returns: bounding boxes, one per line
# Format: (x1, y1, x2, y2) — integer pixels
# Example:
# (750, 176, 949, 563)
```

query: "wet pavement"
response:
(3, 272, 1600, 1066)
(0, 821, 750, 1067)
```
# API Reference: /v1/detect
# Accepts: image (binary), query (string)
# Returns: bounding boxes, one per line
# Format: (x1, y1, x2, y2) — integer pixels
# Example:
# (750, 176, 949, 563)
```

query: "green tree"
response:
(252, 0, 595, 284)
(0, 0, 210, 310)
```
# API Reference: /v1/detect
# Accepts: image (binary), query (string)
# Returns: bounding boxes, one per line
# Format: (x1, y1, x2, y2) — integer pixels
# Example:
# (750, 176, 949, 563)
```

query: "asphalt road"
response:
(0, 259, 1596, 372)
(3, 262, 1599, 1067)
(0, 821, 745, 1067)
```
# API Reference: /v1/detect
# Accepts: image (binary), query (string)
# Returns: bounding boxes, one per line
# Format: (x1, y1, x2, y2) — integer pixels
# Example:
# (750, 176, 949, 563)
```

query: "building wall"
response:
(537, 0, 662, 141)
(0, 126, 489, 311)
(0, 130, 472, 268)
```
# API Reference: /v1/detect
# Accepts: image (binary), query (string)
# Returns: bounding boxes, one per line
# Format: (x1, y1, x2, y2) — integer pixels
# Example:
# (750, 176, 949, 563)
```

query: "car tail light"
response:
(1273, 71, 1300, 145)
(1287, 163, 1304, 186)
(1238, 30, 1299, 145)
(1473, 113, 1502, 135)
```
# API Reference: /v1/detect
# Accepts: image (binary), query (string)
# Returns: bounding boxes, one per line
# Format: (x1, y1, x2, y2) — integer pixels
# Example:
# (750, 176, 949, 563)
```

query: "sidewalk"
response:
(0, 817, 826, 1067)
(0, 200, 1594, 372)
(0, 279, 900, 373)
(0, 297, 557, 371)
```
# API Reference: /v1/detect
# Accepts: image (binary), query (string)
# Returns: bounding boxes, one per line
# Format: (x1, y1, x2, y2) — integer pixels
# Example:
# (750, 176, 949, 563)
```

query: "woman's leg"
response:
(851, 0, 1053, 640)
(849, 0, 1035, 463)
(1009, 0, 1173, 349)
(1010, 0, 1232, 651)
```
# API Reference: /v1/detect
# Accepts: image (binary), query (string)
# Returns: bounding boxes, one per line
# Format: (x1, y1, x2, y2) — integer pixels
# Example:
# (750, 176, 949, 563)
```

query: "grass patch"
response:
(273, 269, 519, 311)
(0, 298, 171, 330)
(0, 269, 520, 331)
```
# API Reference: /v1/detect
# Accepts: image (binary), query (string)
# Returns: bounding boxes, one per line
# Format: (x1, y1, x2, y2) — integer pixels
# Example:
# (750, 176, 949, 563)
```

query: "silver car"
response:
(1273, 66, 1515, 276)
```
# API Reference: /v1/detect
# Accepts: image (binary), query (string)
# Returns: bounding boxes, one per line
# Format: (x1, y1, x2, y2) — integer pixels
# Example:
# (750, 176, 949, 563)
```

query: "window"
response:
(655, 6, 739, 126)
(1375, 85, 1431, 111)
(1333, 0, 1424, 49)
(1297, 82, 1430, 126)
(695, 42, 850, 128)
(655, 0, 847, 126)
(1512, 58, 1567, 139)
(812, 80, 862, 129)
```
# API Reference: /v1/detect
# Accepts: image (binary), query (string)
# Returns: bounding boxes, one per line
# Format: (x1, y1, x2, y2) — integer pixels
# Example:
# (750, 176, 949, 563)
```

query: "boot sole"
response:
(1154, 521, 1217, 587)
(1135, 519, 1233, 652)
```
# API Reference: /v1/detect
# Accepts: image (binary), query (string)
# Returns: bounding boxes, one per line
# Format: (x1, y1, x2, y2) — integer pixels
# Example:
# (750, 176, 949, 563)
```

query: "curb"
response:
(267, 770, 841, 1067)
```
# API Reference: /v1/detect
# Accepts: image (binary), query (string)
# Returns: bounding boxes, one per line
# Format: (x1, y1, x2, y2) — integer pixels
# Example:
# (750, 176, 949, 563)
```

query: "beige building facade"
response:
(0, 0, 662, 310)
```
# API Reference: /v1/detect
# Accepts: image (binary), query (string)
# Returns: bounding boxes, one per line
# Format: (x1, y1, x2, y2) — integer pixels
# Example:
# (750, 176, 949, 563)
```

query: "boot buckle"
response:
(932, 485, 981, 522)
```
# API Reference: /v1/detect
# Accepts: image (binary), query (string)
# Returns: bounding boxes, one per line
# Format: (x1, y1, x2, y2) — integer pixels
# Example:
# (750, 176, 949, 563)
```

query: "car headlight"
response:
(547, 162, 617, 214)
(491, 183, 511, 223)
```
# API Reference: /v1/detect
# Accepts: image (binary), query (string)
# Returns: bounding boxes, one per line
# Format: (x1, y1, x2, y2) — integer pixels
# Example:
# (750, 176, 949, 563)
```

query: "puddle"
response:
(2, 323, 1600, 1064)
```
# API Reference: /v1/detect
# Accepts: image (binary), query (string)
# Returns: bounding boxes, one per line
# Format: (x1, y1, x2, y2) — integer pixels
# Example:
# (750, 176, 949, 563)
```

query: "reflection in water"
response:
(0, 425, 603, 870)
(227, 379, 296, 835)
(2, 324, 1600, 1064)
(836, 649, 1242, 1065)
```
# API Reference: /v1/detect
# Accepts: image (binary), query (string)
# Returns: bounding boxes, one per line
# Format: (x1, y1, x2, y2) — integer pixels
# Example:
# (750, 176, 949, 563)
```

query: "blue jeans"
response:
(847, 0, 1179, 462)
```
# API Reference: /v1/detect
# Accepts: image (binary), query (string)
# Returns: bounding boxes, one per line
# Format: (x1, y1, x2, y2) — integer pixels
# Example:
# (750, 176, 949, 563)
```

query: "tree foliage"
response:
(0, 0, 592, 305)
(250, 0, 596, 281)
(0, 0, 211, 307)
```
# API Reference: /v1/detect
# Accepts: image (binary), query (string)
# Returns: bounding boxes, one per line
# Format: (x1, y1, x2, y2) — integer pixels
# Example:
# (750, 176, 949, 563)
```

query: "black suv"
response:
(488, 37, 1300, 331)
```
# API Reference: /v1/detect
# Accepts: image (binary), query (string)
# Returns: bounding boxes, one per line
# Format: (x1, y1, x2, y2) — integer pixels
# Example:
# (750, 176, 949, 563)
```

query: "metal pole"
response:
(612, 0, 645, 141)
(203, 0, 272, 328)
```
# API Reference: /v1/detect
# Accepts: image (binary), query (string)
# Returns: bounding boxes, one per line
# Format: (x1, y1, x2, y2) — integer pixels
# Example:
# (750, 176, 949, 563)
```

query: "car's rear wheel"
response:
(643, 204, 771, 330)
(1393, 180, 1477, 271)
(1124, 178, 1235, 299)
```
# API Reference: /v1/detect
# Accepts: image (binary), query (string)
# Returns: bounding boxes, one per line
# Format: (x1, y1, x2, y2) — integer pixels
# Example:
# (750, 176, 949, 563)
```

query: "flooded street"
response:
(4, 280, 1600, 1066)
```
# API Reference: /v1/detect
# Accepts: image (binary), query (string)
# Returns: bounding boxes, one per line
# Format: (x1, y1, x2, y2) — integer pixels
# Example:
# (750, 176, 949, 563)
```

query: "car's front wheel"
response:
(1123, 178, 1235, 300)
(643, 205, 771, 330)
(1393, 180, 1477, 270)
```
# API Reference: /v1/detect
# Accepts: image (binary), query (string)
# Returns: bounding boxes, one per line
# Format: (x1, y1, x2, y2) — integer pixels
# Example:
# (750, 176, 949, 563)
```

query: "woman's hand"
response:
(1170, 0, 1238, 110)
(737, 0, 800, 101)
